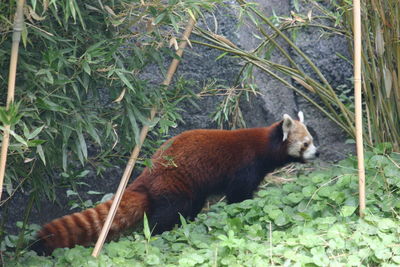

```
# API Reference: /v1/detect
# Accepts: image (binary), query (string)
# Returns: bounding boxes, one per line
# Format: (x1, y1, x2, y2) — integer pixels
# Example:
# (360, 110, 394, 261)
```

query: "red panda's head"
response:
(282, 111, 319, 162)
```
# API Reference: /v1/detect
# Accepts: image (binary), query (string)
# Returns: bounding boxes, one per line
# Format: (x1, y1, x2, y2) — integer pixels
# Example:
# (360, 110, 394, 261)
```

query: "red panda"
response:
(31, 112, 318, 255)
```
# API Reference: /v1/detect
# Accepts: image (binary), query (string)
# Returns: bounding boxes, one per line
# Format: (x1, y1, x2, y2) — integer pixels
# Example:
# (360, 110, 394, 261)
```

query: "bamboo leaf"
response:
(0, 126, 27, 146)
(62, 145, 68, 171)
(28, 6, 46, 21)
(143, 213, 151, 241)
(75, 138, 84, 165)
(82, 61, 91, 75)
(21, 23, 28, 48)
(383, 66, 392, 98)
(23, 124, 30, 139)
(37, 144, 46, 165)
(31, 0, 37, 11)
(85, 121, 101, 145)
(77, 128, 88, 161)
(154, 12, 166, 25)
(126, 108, 140, 145)
(113, 88, 126, 103)
(187, 9, 196, 21)
(115, 70, 134, 91)
(132, 105, 157, 127)
(69, 0, 76, 22)
(27, 125, 45, 139)
(169, 13, 179, 33)
(37, 98, 68, 113)
(216, 52, 228, 61)
(375, 24, 385, 57)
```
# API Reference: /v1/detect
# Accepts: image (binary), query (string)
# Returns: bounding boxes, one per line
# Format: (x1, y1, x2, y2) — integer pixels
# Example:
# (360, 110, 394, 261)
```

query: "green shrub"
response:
(0, 0, 220, 204)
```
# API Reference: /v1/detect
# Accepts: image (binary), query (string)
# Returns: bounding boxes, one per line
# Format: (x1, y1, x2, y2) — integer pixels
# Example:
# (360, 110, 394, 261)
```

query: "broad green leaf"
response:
(317, 186, 331, 197)
(302, 185, 317, 197)
(340, 205, 357, 217)
(274, 214, 289, 226)
(377, 218, 396, 231)
(286, 192, 304, 204)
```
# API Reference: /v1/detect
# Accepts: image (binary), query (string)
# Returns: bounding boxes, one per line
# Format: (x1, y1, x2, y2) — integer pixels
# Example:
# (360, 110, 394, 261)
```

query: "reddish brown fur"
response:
(35, 191, 148, 255)
(32, 120, 311, 255)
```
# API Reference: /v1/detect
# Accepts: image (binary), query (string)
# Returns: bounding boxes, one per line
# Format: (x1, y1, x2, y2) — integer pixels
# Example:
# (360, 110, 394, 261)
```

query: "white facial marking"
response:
(303, 143, 317, 160)
(298, 111, 304, 123)
(287, 141, 302, 157)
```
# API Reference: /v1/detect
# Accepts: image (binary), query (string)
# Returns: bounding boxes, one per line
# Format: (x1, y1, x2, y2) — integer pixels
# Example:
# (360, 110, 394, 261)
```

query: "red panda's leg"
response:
(226, 188, 254, 204)
(189, 196, 206, 220)
(226, 166, 265, 204)
(148, 195, 204, 234)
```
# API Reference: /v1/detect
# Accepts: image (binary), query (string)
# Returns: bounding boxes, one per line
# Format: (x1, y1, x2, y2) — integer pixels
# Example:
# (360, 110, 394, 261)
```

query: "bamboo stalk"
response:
(353, 0, 366, 217)
(0, 0, 25, 201)
(91, 16, 196, 257)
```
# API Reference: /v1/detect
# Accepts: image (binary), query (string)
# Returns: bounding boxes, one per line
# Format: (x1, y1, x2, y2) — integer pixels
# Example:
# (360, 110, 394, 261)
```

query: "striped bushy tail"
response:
(31, 190, 149, 256)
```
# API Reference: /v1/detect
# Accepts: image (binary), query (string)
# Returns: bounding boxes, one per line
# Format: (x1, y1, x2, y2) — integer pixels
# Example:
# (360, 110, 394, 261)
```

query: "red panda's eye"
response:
(304, 142, 309, 148)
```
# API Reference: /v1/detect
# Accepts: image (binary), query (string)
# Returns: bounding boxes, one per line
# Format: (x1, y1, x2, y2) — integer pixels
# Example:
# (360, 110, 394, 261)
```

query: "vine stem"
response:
(0, 0, 25, 201)
(91, 16, 196, 257)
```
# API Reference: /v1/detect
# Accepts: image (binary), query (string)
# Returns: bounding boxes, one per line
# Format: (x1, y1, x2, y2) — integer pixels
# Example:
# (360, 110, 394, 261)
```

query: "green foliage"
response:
(4, 149, 400, 266)
(0, 0, 221, 205)
(197, 80, 255, 129)
(1, 222, 39, 254)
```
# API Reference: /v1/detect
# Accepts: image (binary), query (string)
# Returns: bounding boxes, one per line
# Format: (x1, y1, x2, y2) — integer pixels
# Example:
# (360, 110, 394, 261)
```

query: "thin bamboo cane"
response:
(0, 0, 25, 201)
(353, 0, 366, 217)
(91, 17, 196, 257)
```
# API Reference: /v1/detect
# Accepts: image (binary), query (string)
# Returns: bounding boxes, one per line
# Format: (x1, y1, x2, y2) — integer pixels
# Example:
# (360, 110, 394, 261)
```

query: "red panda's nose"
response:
(315, 151, 320, 157)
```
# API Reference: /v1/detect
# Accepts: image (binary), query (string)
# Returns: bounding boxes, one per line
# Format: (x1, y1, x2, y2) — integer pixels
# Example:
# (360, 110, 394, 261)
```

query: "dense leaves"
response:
(0, 0, 220, 203)
(4, 147, 400, 266)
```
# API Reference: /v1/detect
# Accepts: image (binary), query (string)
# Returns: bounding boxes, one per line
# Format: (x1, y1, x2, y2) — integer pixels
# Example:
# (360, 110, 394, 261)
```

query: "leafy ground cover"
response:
(4, 145, 400, 266)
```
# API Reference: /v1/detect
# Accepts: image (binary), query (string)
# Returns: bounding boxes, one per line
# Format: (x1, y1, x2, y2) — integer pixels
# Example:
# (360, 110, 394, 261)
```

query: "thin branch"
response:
(0, 0, 25, 201)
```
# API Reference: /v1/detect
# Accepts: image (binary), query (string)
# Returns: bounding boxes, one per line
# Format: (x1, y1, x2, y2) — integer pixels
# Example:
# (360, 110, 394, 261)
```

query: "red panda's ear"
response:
(298, 111, 304, 123)
(282, 114, 294, 141)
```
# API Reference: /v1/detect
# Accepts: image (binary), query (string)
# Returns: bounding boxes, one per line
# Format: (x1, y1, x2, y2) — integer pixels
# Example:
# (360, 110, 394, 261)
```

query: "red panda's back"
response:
(139, 128, 270, 195)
